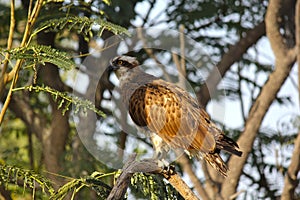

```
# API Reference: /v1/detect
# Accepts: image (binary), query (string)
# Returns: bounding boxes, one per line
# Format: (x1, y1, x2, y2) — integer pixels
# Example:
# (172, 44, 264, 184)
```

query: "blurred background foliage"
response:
(0, 0, 299, 199)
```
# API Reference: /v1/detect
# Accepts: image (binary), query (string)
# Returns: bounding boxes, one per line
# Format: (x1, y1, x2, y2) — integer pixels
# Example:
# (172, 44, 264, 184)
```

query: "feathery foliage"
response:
(0, 164, 55, 197)
(12, 85, 106, 117)
(5, 45, 75, 71)
(35, 16, 130, 41)
(130, 173, 183, 200)
(50, 171, 113, 200)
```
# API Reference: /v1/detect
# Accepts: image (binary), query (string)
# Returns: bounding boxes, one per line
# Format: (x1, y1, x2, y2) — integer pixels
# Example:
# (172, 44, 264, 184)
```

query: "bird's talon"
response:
(162, 165, 176, 179)
(110, 55, 243, 178)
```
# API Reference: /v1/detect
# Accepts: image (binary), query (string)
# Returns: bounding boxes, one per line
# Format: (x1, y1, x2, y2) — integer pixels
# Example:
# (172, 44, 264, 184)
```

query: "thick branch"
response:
(8, 93, 46, 141)
(107, 155, 199, 200)
(221, 0, 296, 198)
(0, 186, 12, 200)
(296, 0, 300, 104)
(177, 154, 210, 200)
(162, 170, 199, 200)
(281, 131, 300, 199)
(37, 31, 70, 188)
(265, 0, 290, 58)
(198, 21, 266, 107)
(222, 48, 295, 200)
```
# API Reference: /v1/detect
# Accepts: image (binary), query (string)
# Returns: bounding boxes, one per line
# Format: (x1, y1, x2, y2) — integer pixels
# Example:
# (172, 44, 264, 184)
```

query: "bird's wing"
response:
(128, 79, 216, 153)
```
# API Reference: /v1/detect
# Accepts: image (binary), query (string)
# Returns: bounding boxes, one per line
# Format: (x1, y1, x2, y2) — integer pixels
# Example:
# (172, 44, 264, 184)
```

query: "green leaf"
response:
(34, 16, 130, 40)
(7, 45, 75, 70)
(0, 164, 55, 197)
(12, 85, 106, 118)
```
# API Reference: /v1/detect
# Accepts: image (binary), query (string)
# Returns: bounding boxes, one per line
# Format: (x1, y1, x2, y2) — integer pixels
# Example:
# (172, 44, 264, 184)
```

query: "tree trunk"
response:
(221, 0, 296, 198)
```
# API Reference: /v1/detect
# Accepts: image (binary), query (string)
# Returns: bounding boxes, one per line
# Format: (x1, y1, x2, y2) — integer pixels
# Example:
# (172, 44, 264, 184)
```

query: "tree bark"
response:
(296, 0, 300, 106)
(37, 31, 70, 189)
(281, 131, 300, 200)
(221, 0, 296, 198)
(0, 186, 12, 200)
(8, 93, 46, 141)
(107, 155, 199, 200)
(177, 154, 210, 200)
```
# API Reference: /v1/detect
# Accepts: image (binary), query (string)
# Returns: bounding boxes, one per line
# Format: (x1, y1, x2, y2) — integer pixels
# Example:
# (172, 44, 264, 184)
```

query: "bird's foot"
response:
(157, 158, 170, 169)
(162, 164, 176, 179)
(156, 159, 176, 179)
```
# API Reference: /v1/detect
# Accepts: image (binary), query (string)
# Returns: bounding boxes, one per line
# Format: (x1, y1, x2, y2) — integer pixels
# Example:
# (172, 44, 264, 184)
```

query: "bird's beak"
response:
(108, 64, 119, 72)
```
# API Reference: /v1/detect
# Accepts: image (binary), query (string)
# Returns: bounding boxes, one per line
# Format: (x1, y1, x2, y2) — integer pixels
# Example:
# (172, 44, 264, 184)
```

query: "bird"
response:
(108, 55, 242, 177)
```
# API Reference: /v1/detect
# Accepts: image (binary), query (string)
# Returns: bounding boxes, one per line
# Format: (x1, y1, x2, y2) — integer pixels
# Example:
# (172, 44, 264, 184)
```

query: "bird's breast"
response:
(121, 78, 216, 153)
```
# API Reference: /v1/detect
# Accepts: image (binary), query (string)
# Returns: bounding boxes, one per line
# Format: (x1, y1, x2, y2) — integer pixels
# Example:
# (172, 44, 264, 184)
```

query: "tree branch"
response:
(0, 0, 44, 125)
(221, 0, 296, 198)
(0, 0, 15, 99)
(161, 169, 199, 200)
(8, 92, 46, 141)
(177, 154, 210, 200)
(0, 186, 12, 200)
(107, 155, 199, 200)
(36, 31, 70, 189)
(296, 0, 300, 104)
(198, 21, 266, 107)
(172, 31, 210, 200)
(281, 131, 300, 199)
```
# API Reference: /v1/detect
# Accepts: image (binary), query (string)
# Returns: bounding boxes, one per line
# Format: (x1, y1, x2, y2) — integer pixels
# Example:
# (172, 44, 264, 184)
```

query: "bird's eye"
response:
(117, 60, 123, 65)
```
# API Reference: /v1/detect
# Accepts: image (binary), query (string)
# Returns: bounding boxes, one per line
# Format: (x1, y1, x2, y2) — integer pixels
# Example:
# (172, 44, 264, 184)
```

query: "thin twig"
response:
(229, 190, 246, 200)
(237, 62, 246, 122)
(136, 27, 172, 82)
(1, 0, 15, 76)
(142, 0, 156, 27)
(172, 25, 210, 200)
(0, 0, 44, 125)
(174, 24, 187, 90)
(179, 25, 186, 78)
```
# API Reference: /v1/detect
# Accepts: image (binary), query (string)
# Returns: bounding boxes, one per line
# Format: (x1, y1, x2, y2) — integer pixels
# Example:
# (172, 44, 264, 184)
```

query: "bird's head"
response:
(108, 56, 140, 78)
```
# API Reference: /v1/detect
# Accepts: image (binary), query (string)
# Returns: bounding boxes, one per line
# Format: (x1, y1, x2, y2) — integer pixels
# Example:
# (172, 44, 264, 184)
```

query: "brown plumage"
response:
(108, 55, 242, 177)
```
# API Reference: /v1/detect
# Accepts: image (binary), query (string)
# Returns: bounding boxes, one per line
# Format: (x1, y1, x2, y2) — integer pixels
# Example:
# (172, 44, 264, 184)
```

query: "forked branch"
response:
(221, 0, 296, 198)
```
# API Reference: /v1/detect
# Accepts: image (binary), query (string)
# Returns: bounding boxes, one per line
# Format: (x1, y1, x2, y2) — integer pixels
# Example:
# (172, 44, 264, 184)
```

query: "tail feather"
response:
(216, 134, 242, 157)
(192, 123, 242, 177)
(203, 153, 228, 177)
(208, 123, 242, 157)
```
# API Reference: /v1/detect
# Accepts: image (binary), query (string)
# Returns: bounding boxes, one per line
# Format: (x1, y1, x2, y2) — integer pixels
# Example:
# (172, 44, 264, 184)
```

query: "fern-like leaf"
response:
(7, 45, 75, 70)
(35, 16, 129, 41)
(50, 171, 113, 199)
(12, 85, 106, 117)
(131, 173, 183, 200)
(0, 164, 55, 197)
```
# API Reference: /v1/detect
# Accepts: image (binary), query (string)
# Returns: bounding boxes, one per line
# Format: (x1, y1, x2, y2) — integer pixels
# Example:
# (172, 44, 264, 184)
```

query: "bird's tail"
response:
(203, 153, 228, 177)
(208, 123, 242, 157)
(216, 134, 242, 157)
(194, 124, 242, 177)
(193, 151, 228, 177)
